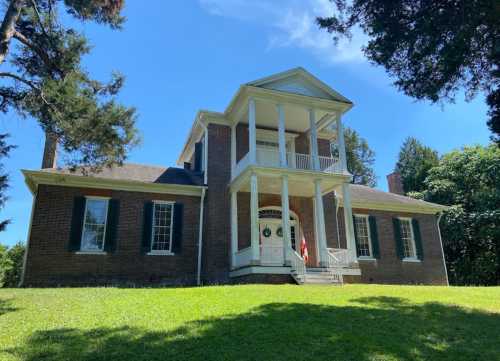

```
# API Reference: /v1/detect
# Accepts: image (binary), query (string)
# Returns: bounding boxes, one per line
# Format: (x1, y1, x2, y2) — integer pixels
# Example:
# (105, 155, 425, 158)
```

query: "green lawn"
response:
(0, 285, 499, 361)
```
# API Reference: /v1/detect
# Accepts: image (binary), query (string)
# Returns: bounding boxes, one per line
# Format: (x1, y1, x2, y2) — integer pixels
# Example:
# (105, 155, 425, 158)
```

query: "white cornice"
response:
(338, 199, 446, 215)
(22, 170, 206, 197)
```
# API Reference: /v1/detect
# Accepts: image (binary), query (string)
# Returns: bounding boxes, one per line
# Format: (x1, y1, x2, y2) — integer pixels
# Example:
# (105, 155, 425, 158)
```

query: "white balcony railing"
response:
(233, 147, 342, 179)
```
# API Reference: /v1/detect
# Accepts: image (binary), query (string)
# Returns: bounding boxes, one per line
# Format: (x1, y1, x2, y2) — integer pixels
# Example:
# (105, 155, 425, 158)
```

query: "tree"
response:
(0, 0, 139, 170)
(0, 242, 24, 287)
(412, 144, 500, 285)
(394, 137, 439, 194)
(317, 1, 500, 143)
(331, 127, 377, 187)
(0, 134, 14, 231)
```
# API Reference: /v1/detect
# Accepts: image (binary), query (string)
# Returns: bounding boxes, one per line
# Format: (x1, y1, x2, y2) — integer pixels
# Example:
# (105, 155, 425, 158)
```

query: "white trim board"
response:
(22, 170, 206, 197)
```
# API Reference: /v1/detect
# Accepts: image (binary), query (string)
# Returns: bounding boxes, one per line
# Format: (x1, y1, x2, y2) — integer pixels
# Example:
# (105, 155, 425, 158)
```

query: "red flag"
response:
(300, 237, 309, 262)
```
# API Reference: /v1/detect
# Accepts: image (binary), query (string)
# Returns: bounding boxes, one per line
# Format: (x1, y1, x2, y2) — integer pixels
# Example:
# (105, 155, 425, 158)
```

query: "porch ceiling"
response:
(232, 167, 350, 198)
(239, 99, 332, 133)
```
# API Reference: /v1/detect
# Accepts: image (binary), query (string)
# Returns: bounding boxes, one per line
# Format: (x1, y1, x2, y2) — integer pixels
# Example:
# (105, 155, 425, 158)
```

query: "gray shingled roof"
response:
(348, 184, 445, 211)
(41, 163, 204, 186)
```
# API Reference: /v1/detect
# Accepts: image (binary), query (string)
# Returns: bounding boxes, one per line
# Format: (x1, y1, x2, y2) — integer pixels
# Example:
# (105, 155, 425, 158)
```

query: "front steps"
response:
(291, 267, 343, 285)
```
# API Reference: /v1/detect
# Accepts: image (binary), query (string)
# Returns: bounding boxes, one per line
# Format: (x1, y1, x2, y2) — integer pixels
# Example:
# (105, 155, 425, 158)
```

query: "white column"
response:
(342, 182, 357, 263)
(314, 179, 328, 265)
(249, 98, 257, 164)
(230, 190, 238, 268)
(281, 175, 291, 262)
(336, 115, 348, 172)
(231, 124, 236, 178)
(277, 103, 287, 167)
(250, 172, 260, 263)
(309, 108, 320, 170)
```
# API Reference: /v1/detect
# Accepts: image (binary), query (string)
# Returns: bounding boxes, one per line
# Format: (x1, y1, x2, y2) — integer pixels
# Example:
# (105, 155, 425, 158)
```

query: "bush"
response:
(0, 242, 25, 287)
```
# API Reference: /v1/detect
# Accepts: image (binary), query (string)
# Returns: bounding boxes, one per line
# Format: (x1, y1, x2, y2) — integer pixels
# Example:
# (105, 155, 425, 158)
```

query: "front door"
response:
(259, 220, 284, 265)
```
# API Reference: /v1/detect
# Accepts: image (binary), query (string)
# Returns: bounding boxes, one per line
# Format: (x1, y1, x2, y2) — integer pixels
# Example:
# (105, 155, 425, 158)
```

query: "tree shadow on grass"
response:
(0, 298, 18, 316)
(5, 297, 500, 361)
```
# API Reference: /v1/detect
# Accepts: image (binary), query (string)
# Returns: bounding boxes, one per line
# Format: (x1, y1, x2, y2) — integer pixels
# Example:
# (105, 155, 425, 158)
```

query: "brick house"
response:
(20, 68, 449, 286)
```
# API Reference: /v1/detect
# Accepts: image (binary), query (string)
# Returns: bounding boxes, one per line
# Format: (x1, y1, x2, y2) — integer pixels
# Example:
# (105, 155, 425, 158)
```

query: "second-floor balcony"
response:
(234, 146, 342, 179)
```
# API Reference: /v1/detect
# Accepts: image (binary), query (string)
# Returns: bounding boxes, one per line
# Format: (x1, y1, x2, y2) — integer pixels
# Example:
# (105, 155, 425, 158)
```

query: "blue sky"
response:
(0, 0, 491, 246)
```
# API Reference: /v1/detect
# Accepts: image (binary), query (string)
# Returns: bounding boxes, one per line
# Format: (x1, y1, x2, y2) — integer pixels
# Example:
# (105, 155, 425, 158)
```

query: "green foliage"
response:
(416, 144, 500, 285)
(317, 0, 500, 143)
(395, 137, 439, 193)
(332, 127, 377, 187)
(0, 0, 139, 170)
(0, 242, 25, 287)
(0, 134, 15, 232)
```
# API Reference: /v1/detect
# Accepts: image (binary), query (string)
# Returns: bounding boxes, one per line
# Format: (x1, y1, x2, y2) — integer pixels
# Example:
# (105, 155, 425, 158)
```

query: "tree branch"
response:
(12, 30, 54, 71)
(0, 0, 24, 65)
(0, 71, 38, 89)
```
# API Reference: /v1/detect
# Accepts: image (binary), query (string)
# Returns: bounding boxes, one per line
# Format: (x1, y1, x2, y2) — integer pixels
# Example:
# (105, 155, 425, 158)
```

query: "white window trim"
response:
(150, 200, 175, 255)
(398, 217, 420, 262)
(80, 196, 110, 253)
(354, 214, 374, 259)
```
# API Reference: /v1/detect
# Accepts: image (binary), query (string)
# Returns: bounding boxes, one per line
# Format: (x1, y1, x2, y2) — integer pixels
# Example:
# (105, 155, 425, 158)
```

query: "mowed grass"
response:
(0, 285, 499, 361)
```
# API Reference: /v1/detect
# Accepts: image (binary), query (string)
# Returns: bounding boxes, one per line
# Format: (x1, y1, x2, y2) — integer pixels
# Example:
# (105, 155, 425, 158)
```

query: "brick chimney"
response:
(387, 172, 404, 195)
(41, 132, 58, 169)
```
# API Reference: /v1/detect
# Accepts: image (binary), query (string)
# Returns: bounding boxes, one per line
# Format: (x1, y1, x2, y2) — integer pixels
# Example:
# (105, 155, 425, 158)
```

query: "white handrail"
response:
(327, 248, 350, 267)
(289, 248, 306, 283)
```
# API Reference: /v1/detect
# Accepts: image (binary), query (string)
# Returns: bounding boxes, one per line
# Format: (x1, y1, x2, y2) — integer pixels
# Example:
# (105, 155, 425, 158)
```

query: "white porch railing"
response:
(234, 247, 253, 269)
(327, 248, 350, 267)
(234, 147, 341, 179)
(289, 249, 306, 283)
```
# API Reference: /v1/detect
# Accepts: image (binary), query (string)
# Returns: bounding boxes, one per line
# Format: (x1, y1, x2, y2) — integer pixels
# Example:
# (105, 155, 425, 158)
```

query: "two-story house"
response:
(20, 68, 449, 286)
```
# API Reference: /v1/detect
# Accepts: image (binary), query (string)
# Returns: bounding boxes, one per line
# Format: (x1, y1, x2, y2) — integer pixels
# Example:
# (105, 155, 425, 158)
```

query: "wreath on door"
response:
(276, 227, 283, 237)
(262, 225, 272, 238)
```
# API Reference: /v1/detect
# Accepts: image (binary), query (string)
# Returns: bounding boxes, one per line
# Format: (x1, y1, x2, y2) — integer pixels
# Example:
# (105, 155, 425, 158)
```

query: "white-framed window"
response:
(151, 201, 175, 254)
(354, 214, 373, 258)
(399, 217, 417, 260)
(80, 197, 109, 252)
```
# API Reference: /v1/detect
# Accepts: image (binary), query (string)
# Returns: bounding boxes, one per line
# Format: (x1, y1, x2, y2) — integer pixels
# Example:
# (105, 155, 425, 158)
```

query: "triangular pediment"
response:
(246, 67, 352, 103)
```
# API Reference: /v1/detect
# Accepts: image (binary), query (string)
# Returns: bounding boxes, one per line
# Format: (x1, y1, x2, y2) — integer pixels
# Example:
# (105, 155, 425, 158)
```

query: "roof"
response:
(40, 163, 205, 186)
(340, 184, 447, 214)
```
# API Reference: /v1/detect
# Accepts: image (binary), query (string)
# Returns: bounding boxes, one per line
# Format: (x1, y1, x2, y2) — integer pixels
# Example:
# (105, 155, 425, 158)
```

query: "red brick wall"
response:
(336, 205, 448, 285)
(24, 185, 202, 286)
(202, 123, 232, 283)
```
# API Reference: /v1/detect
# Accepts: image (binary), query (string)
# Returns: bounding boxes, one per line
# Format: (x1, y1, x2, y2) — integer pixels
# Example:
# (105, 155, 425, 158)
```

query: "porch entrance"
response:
(259, 207, 298, 266)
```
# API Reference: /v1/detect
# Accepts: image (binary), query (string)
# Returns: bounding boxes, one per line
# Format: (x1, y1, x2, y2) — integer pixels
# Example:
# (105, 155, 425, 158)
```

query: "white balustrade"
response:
(327, 248, 350, 267)
(289, 248, 306, 282)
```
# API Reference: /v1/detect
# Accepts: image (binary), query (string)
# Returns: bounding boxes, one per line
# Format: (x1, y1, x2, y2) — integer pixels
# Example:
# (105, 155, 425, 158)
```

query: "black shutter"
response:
(412, 219, 424, 260)
(194, 142, 203, 172)
(368, 216, 380, 259)
(392, 218, 404, 259)
(171, 203, 184, 254)
(142, 201, 153, 254)
(104, 199, 120, 253)
(69, 197, 86, 251)
(352, 215, 360, 257)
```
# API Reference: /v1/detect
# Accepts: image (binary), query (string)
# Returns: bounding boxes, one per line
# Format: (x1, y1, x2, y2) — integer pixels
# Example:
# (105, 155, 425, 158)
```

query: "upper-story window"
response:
(81, 197, 109, 252)
(151, 201, 175, 253)
(399, 218, 417, 259)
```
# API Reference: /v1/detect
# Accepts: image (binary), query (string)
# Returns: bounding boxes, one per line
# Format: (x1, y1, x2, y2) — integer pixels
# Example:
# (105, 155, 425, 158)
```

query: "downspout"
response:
(196, 187, 206, 286)
(436, 212, 449, 286)
(19, 186, 37, 287)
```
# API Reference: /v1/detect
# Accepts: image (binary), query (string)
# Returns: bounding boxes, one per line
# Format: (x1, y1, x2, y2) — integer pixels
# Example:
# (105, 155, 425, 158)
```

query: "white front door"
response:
(259, 220, 284, 265)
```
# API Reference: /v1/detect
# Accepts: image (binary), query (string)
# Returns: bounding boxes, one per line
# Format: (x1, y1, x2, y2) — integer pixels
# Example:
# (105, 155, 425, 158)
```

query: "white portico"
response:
(225, 68, 360, 281)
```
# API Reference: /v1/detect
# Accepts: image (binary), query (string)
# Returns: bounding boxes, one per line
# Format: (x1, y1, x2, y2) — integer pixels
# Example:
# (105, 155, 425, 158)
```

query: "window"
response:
(354, 215, 372, 258)
(399, 218, 417, 259)
(151, 201, 174, 253)
(81, 198, 109, 252)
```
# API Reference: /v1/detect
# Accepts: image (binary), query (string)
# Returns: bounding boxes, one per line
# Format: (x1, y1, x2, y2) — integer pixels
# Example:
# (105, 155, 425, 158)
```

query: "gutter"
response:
(196, 188, 206, 286)
(436, 212, 450, 286)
